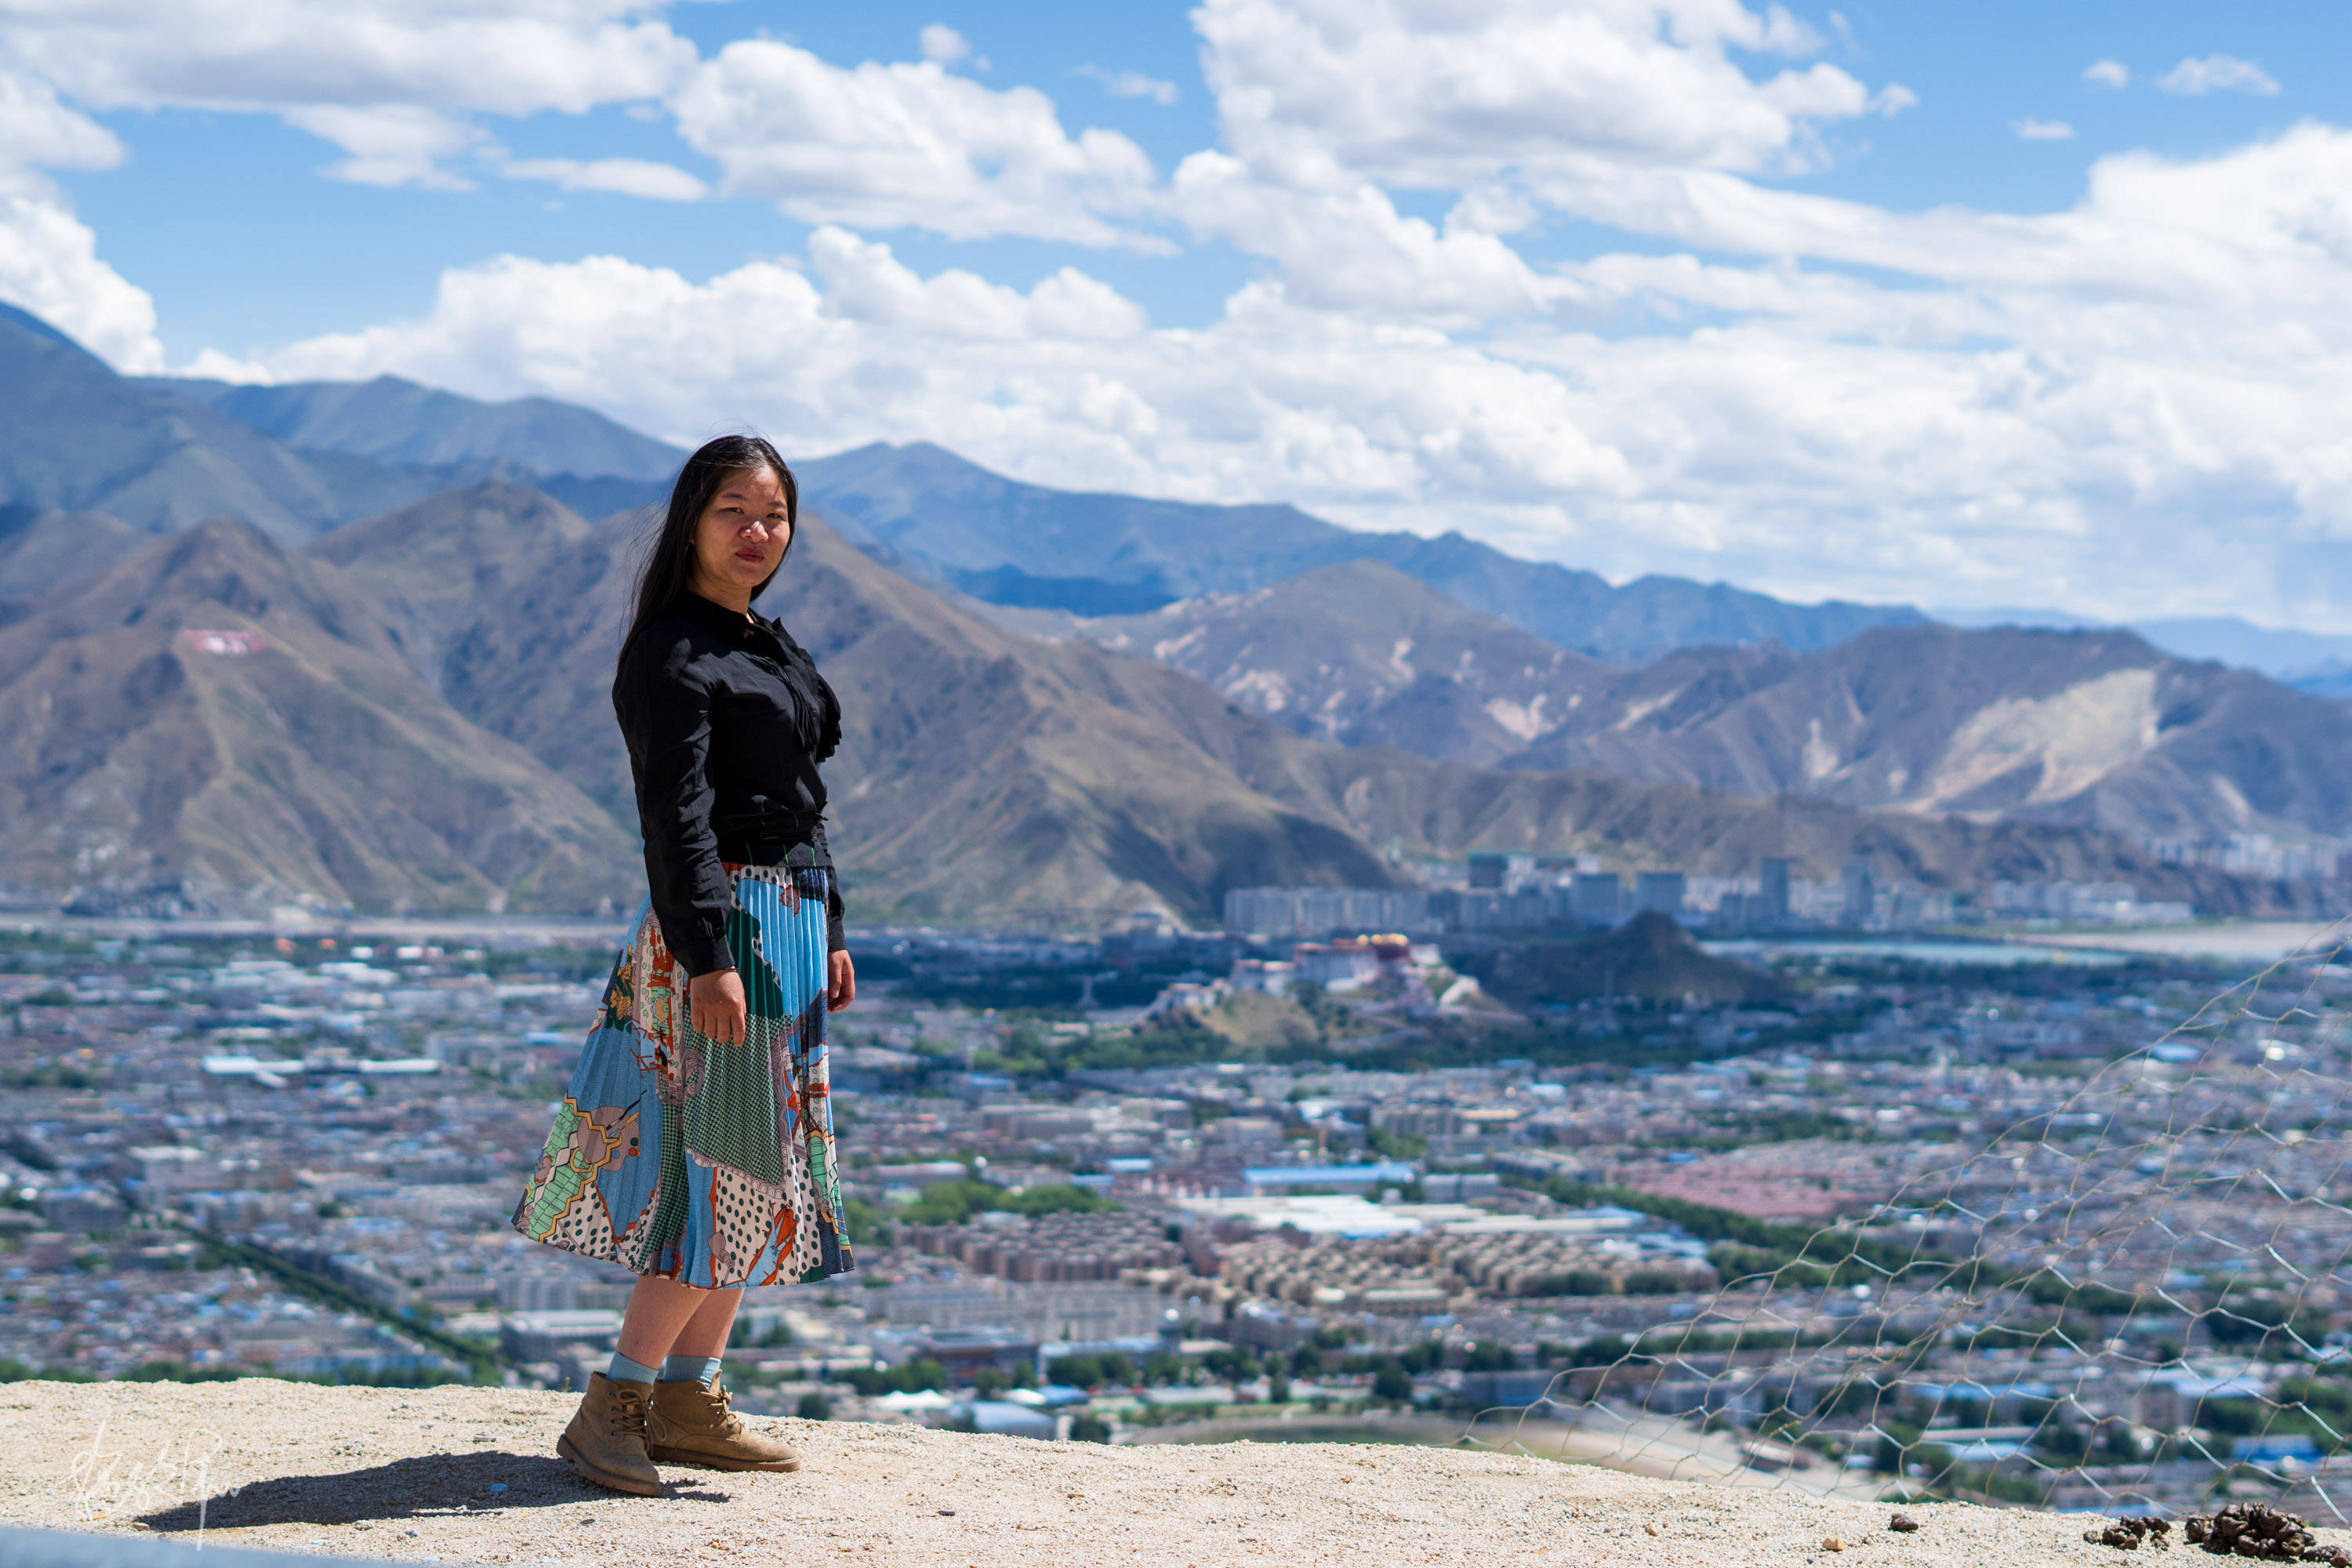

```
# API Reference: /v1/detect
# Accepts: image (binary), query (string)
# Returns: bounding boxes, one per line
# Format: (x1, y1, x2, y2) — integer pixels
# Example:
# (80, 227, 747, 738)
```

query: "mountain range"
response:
(1, 482, 2267, 921)
(166, 375, 683, 482)
(1069, 558, 1610, 765)
(1502, 626, 2352, 842)
(0, 303, 363, 539)
(0, 516, 628, 916)
(789, 440, 1928, 664)
(29, 299, 2352, 684)
(0, 302, 690, 555)
(0, 300, 2336, 922)
(45, 301, 1926, 666)
(1055, 572, 2352, 844)
(1940, 607, 2352, 698)
(168, 358, 2352, 695)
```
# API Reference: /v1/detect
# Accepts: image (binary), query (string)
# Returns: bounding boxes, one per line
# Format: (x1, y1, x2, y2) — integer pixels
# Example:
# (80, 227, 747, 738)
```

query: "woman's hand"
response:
(688, 967, 747, 1045)
(827, 950, 856, 1013)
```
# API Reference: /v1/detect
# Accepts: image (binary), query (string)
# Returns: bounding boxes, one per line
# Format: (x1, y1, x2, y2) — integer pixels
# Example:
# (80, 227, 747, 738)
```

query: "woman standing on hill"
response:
(511, 433, 856, 1495)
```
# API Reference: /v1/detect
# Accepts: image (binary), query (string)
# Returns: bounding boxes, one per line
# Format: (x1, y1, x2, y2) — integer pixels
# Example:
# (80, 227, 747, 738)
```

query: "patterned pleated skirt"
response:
(511, 862, 853, 1287)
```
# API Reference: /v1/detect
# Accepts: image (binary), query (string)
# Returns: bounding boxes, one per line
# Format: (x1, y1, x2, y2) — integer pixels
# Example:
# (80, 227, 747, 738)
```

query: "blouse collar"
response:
(681, 590, 792, 649)
(683, 590, 757, 631)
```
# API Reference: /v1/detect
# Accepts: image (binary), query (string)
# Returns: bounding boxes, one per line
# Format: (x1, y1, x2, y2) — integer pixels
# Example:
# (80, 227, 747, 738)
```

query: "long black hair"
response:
(618, 434, 840, 760)
(621, 433, 797, 663)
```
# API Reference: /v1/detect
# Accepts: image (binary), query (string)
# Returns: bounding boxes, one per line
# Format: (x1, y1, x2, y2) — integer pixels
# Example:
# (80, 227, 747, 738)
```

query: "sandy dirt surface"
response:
(0, 1378, 2328, 1567)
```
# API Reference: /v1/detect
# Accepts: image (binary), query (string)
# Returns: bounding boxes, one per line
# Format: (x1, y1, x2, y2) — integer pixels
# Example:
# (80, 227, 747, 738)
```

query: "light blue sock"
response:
(660, 1354, 724, 1386)
(606, 1351, 659, 1386)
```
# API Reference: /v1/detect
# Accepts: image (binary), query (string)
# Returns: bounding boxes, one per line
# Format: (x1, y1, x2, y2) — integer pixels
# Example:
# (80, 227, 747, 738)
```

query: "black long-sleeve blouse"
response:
(613, 592, 847, 978)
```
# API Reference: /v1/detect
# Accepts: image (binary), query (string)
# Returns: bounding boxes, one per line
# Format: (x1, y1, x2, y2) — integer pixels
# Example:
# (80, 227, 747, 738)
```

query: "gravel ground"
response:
(0, 1378, 2328, 1567)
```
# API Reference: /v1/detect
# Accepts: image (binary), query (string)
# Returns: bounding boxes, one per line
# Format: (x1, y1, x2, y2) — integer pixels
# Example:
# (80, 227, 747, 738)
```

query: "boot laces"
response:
(606, 1382, 650, 1437)
(707, 1382, 744, 1436)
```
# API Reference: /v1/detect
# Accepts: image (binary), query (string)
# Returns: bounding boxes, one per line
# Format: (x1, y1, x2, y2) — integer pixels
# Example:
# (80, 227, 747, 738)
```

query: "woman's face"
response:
(689, 466, 793, 602)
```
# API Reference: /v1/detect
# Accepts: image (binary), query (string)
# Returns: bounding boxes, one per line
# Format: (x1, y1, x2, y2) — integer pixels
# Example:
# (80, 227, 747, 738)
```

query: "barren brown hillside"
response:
(326, 489, 2286, 924)
(0, 519, 631, 916)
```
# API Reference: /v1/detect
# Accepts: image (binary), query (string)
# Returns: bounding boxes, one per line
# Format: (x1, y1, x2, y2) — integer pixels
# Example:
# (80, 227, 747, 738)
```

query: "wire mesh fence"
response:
(1461, 922, 2352, 1520)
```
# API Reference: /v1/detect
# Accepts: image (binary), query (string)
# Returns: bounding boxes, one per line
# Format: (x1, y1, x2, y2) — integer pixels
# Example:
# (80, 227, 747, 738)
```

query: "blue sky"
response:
(5, 2, 2351, 626)
(57, 3, 2344, 354)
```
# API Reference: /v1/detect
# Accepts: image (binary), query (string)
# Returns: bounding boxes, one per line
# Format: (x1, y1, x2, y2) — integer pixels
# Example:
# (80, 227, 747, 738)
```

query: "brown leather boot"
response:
(648, 1377, 803, 1472)
(556, 1374, 663, 1496)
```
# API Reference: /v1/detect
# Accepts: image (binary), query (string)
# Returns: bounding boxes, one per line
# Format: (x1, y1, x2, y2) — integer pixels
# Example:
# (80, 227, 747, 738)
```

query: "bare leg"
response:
(666, 1285, 746, 1360)
(615, 1276, 734, 1367)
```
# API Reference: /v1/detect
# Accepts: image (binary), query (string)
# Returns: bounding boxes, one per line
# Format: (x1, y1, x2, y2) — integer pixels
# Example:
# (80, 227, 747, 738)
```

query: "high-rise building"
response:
(1467, 852, 1535, 891)
(1759, 858, 1791, 926)
(1842, 860, 1876, 926)
(1222, 887, 1432, 937)
(1569, 872, 1624, 925)
(1634, 871, 1686, 916)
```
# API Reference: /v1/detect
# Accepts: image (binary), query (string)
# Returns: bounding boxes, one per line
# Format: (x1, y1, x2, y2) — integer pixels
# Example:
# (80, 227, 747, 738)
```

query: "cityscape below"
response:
(2, 877, 2344, 1519)
(10, 1, 2352, 1553)
(1223, 828, 2350, 938)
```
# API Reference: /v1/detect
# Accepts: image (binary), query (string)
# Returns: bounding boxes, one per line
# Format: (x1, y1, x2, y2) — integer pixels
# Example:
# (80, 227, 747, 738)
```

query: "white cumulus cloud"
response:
(237, 238, 1632, 517)
(0, 0, 695, 113)
(669, 38, 1163, 246)
(1194, 0, 1912, 192)
(2015, 118, 2074, 141)
(218, 122, 2352, 627)
(918, 24, 971, 65)
(0, 195, 162, 370)
(1166, 0, 1921, 331)
(1077, 65, 1181, 106)
(2083, 59, 2129, 89)
(0, 0, 696, 187)
(2158, 55, 2281, 96)
(1174, 151, 1556, 324)
(14, 0, 2352, 630)
(281, 104, 483, 190)
(0, 71, 123, 192)
(496, 154, 708, 201)
(807, 227, 1149, 340)
(0, 69, 157, 368)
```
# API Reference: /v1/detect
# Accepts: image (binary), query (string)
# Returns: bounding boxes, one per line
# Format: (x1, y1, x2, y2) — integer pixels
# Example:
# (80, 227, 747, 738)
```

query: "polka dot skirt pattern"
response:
(511, 862, 852, 1287)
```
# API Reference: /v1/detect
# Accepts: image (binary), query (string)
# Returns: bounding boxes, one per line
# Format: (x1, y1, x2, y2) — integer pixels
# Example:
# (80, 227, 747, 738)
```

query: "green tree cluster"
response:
(1046, 1352, 1134, 1388)
(895, 1180, 1116, 1227)
(838, 1357, 951, 1396)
